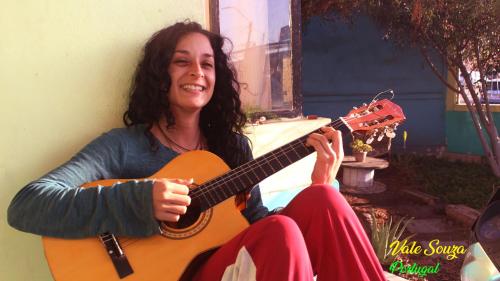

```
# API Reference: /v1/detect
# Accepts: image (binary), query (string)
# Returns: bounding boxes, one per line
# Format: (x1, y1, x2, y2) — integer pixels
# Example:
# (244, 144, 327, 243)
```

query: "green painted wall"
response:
(0, 1, 205, 280)
(446, 111, 500, 155)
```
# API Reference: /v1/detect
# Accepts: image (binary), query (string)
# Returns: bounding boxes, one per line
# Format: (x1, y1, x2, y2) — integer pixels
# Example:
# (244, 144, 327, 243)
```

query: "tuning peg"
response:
(352, 106, 358, 110)
(393, 123, 399, 130)
(377, 133, 384, 142)
(366, 135, 374, 144)
(385, 127, 396, 138)
(362, 103, 367, 107)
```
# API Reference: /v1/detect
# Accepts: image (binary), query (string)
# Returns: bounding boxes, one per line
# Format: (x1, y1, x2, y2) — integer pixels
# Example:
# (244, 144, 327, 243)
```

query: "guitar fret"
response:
(235, 176, 247, 190)
(99, 234, 112, 240)
(248, 168, 261, 183)
(211, 179, 231, 202)
(254, 161, 271, 180)
(289, 147, 300, 159)
(217, 188, 225, 201)
(260, 159, 276, 174)
(193, 186, 208, 209)
(197, 189, 207, 206)
(297, 142, 313, 156)
(278, 150, 290, 166)
(223, 170, 242, 192)
(218, 184, 228, 198)
(276, 147, 292, 166)
(290, 142, 304, 159)
(242, 172, 254, 186)
(205, 190, 216, 206)
(268, 155, 284, 170)
(226, 180, 237, 196)
(226, 180, 239, 195)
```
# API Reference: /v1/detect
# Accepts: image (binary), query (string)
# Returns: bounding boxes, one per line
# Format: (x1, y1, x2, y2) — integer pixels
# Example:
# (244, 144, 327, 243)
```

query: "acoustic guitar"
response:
(42, 99, 405, 280)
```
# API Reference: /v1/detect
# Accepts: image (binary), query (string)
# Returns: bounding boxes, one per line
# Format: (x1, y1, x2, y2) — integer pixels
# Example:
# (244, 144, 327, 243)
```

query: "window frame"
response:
(208, 0, 303, 119)
(446, 70, 500, 112)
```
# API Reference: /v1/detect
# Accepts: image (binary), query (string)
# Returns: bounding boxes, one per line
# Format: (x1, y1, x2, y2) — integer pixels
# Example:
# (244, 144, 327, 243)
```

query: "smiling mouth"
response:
(181, 84, 206, 92)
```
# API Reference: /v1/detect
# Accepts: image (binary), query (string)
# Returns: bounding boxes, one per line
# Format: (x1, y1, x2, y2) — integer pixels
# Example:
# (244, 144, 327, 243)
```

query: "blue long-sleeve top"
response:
(7, 125, 269, 238)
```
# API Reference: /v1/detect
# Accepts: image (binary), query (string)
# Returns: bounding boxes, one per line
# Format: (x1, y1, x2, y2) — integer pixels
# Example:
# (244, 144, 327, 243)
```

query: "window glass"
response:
(217, 0, 295, 113)
(457, 71, 500, 105)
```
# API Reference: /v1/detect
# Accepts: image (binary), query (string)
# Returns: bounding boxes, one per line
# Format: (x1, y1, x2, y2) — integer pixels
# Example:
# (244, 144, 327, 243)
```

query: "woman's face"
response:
(167, 32, 216, 113)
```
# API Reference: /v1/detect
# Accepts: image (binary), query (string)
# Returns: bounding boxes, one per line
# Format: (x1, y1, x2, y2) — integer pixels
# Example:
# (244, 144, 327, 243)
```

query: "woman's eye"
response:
(174, 59, 189, 65)
(203, 62, 213, 68)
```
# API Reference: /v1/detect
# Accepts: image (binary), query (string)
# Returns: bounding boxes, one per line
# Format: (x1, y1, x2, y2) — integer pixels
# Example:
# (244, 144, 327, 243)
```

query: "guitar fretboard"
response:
(191, 118, 349, 211)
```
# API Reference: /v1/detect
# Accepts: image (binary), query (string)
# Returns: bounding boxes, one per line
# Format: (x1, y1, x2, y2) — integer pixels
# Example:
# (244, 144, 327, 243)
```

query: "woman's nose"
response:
(189, 62, 204, 78)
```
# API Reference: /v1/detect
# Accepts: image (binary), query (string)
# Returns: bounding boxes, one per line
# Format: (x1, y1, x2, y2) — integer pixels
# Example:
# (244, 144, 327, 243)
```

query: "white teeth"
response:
(182, 84, 204, 91)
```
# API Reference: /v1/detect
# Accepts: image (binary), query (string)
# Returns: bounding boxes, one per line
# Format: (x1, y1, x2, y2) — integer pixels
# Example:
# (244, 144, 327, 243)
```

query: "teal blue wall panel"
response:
(301, 16, 446, 150)
(446, 111, 500, 155)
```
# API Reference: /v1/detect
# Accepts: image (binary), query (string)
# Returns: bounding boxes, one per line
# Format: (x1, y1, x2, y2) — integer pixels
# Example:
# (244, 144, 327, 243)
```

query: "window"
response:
(484, 80, 500, 104)
(457, 70, 500, 105)
(209, 0, 302, 118)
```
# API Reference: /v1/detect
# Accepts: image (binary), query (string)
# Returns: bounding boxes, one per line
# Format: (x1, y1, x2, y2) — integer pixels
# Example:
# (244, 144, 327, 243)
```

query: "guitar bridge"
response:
(99, 233, 134, 279)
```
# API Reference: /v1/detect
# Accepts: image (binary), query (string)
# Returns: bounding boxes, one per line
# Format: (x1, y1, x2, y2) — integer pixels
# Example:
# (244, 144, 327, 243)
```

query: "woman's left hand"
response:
(306, 126, 344, 185)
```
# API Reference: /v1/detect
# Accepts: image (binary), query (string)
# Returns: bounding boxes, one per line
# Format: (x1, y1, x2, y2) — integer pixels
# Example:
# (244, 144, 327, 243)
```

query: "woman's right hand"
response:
(152, 178, 192, 222)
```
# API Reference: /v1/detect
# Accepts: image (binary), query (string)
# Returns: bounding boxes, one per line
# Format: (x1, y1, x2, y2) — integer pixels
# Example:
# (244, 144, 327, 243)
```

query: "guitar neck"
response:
(192, 117, 350, 211)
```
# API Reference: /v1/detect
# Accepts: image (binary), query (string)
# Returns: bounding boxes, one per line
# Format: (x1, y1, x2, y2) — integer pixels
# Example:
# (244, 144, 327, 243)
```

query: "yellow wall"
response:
(0, 1, 206, 279)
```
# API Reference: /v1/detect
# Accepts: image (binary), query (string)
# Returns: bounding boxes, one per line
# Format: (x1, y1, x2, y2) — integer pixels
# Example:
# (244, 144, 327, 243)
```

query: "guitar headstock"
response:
(343, 99, 406, 143)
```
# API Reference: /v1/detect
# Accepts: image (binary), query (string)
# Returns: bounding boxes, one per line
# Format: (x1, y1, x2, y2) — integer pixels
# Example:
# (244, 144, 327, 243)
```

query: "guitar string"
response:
(190, 134, 324, 203)
(189, 115, 366, 202)
(189, 117, 349, 202)
(190, 109, 398, 204)
(190, 137, 311, 201)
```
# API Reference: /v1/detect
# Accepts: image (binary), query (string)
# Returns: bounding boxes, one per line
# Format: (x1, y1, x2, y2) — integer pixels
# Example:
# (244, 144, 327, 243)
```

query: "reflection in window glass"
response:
(219, 0, 293, 112)
(457, 70, 500, 105)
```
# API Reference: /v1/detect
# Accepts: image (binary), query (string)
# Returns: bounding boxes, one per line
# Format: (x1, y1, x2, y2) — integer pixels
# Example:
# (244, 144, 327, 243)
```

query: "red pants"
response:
(193, 184, 386, 281)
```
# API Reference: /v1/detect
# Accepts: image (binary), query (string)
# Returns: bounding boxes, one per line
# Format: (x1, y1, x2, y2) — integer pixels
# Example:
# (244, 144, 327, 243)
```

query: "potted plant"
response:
(350, 139, 373, 162)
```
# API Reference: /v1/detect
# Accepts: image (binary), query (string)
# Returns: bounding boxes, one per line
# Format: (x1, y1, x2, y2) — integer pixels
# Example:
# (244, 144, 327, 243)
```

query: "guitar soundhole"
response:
(179, 204, 201, 228)
(166, 203, 202, 229)
(160, 203, 213, 239)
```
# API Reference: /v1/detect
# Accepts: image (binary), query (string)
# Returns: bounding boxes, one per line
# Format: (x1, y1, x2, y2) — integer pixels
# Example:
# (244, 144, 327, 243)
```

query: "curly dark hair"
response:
(123, 21, 248, 168)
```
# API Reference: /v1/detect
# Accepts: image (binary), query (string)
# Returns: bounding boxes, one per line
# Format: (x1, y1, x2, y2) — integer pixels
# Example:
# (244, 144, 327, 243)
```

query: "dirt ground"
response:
(340, 165, 470, 281)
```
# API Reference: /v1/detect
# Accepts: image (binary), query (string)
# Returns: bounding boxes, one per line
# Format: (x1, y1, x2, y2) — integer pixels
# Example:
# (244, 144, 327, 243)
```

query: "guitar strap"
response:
(99, 233, 134, 279)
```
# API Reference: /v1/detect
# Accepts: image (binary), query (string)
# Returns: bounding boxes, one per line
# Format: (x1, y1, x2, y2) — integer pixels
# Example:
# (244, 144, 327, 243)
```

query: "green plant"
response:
(350, 139, 373, 153)
(368, 209, 415, 265)
(390, 154, 500, 209)
(244, 106, 280, 123)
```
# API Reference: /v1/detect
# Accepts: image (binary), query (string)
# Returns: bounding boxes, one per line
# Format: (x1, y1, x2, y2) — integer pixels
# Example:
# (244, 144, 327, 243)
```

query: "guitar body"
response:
(42, 150, 250, 281)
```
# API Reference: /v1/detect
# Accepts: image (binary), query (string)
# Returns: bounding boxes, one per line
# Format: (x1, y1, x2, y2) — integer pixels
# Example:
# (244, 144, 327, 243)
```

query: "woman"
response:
(8, 21, 385, 280)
